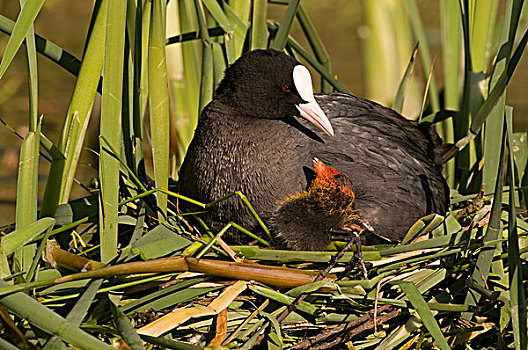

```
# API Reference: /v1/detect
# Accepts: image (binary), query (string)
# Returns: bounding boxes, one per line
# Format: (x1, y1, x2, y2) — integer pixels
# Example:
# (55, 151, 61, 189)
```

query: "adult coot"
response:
(178, 49, 449, 245)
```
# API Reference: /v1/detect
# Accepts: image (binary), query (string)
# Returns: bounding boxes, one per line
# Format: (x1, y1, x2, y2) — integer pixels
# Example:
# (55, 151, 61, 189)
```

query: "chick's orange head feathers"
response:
(311, 158, 355, 203)
(313, 157, 341, 181)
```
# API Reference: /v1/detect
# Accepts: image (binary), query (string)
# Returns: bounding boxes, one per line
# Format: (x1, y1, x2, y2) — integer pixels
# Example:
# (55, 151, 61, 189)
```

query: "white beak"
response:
(293, 65, 334, 137)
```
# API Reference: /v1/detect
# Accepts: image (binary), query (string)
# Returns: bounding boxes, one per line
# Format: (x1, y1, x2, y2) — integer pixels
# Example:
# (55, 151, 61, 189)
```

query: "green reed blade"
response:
(393, 43, 418, 114)
(271, 0, 300, 51)
(100, 0, 127, 263)
(57, 3, 107, 205)
(404, 0, 439, 112)
(505, 106, 528, 350)
(251, 0, 268, 50)
(148, 0, 170, 216)
(0, 0, 44, 80)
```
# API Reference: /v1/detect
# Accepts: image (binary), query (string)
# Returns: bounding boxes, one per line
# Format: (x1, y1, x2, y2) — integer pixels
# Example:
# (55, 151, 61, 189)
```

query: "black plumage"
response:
(178, 49, 449, 246)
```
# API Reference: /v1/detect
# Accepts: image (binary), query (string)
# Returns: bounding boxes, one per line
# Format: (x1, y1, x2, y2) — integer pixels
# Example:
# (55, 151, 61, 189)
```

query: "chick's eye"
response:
(281, 85, 290, 93)
(334, 174, 342, 179)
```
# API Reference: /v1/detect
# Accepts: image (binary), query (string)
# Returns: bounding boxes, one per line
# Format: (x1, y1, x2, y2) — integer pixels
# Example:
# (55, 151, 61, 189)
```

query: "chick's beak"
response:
(312, 157, 333, 180)
(293, 65, 334, 137)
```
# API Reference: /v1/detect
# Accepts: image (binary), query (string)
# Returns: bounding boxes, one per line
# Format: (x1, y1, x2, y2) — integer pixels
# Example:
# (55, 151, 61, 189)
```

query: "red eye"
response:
(282, 85, 290, 93)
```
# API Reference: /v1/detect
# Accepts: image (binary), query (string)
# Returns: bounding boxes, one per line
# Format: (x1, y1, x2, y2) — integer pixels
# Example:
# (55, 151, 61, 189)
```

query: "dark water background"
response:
(0, 0, 526, 225)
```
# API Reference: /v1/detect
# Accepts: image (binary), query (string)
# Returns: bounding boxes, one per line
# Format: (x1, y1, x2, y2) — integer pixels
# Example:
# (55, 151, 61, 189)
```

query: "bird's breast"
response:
(180, 111, 311, 230)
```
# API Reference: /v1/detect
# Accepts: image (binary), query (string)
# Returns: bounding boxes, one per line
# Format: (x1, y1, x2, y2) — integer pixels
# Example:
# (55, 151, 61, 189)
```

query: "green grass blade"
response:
(482, 0, 522, 194)
(462, 128, 506, 319)
(19, 0, 38, 132)
(469, 28, 528, 136)
(193, 0, 214, 112)
(399, 282, 450, 350)
(251, 0, 268, 50)
(0, 0, 44, 80)
(202, 0, 235, 63)
(262, 311, 283, 347)
(100, 136, 147, 193)
(139, 335, 202, 349)
(110, 300, 146, 350)
(121, 0, 140, 174)
(0, 13, 80, 80)
(0, 249, 9, 279)
(439, 0, 460, 188)
(57, 2, 107, 205)
(192, 0, 209, 42)
(43, 279, 104, 349)
(199, 43, 215, 112)
(455, 1, 474, 183)
(119, 277, 210, 314)
(271, 0, 300, 51)
(15, 126, 40, 230)
(404, 0, 439, 112)
(167, 1, 201, 166)
(169, 0, 202, 161)
(125, 0, 138, 53)
(296, 4, 331, 92)
(456, 27, 528, 153)
(464, 0, 525, 142)
(393, 43, 418, 114)
(418, 60, 435, 121)
(362, 0, 395, 104)
(230, 0, 251, 25)
(273, 26, 349, 93)
(178, 0, 201, 141)
(23, 221, 53, 283)
(40, 147, 66, 218)
(224, 0, 249, 58)
(1, 217, 55, 256)
(482, 113, 504, 193)
(440, 0, 461, 110)
(249, 284, 317, 315)
(212, 42, 227, 89)
(14, 122, 41, 279)
(122, 53, 139, 180)
(148, 0, 170, 216)
(139, 0, 151, 126)
(505, 106, 528, 350)
(132, 0, 143, 166)
(0, 280, 114, 350)
(17, 14, 41, 260)
(100, 0, 127, 263)
(469, 0, 498, 72)
(362, 1, 415, 108)
(166, 2, 191, 168)
(202, 0, 233, 35)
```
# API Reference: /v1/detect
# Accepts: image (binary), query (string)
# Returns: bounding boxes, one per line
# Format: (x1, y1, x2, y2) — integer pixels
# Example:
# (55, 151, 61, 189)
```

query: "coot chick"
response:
(271, 158, 367, 250)
(178, 49, 449, 244)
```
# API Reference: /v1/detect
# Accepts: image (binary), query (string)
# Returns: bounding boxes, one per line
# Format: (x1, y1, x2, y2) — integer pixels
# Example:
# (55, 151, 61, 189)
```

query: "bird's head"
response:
(215, 49, 334, 136)
(307, 158, 356, 214)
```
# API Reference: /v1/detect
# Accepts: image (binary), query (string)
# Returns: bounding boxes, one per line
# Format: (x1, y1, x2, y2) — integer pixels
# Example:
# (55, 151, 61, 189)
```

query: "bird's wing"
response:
(295, 93, 450, 241)
(315, 93, 443, 167)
